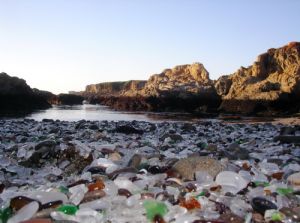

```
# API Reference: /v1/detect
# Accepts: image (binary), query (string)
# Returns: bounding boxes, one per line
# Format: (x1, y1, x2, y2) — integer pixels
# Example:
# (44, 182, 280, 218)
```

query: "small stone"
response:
(287, 172, 300, 189)
(274, 135, 300, 144)
(118, 188, 132, 198)
(108, 152, 122, 161)
(114, 125, 143, 134)
(252, 212, 264, 223)
(172, 156, 224, 180)
(219, 213, 244, 223)
(161, 133, 183, 142)
(82, 190, 106, 203)
(251, 197, 277, 215)
(280, 207, 300, 222)
(127, 154, 142, 168)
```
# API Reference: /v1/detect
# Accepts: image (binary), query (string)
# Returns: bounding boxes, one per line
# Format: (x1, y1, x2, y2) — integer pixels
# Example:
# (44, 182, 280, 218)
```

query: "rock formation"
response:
(216, 42, 300, 114)
(83, 63, 221, 113)
(0, 73, 51, 115)
(85, 80, 146, 97)
(138, 63, 213, 97)
(56, 94, 84, 105)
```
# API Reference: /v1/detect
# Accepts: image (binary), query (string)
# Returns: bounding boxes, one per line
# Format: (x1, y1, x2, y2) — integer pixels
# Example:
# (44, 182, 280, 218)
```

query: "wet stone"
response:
(251, 197, 278, 215)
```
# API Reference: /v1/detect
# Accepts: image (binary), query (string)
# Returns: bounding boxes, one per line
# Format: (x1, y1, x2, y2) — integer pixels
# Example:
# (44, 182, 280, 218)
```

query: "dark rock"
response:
(251, 197, 277, 215)
(160, 133, 183, 142)
(0, 73, 51, 115)
(114, 125, 143, 135)
(223, 143, 249, 160)
(89, 124, 99, 130)
(56, 93, 84, 105)
(274, 135, 300, 144)
(118, 188, 132, 198)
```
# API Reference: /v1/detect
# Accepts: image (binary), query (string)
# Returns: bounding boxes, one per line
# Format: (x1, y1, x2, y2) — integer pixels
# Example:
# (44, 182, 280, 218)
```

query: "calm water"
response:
(25, 104, 299, 124)
(26, 104, 197, 122)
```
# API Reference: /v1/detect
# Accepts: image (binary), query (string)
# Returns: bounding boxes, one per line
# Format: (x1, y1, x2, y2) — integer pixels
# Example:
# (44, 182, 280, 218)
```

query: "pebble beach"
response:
(0, 118, 299, 223)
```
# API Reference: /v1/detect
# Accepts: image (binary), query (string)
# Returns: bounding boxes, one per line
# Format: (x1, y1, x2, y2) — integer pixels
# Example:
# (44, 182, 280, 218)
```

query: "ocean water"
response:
(25, 104, 300, 124)
(25, 104, 195, 122)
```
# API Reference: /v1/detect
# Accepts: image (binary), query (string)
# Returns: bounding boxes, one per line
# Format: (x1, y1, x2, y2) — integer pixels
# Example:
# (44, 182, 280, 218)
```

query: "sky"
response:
(0, 0, 300, 94)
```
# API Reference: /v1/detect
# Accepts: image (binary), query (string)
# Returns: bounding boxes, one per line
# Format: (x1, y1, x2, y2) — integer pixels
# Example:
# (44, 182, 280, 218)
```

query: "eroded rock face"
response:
(218, 42, 300, 114)
(140, 63, 213, 97)
(82, 63, 221, 112)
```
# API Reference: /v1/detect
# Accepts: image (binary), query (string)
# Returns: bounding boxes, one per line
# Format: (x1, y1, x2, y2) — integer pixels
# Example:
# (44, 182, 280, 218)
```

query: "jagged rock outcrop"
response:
(83, 63, 221, 113)
(139, 63, 213, 97)
(0, 73, 51, 115)
(217, 42, 300, 114)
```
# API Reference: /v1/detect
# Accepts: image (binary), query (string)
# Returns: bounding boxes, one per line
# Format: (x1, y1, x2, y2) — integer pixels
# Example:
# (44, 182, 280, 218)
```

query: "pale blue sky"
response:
(0, 0, 299, 93)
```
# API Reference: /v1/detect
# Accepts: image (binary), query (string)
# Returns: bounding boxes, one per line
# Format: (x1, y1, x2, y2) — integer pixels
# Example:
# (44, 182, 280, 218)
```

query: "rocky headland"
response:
(81, 42, 300, 116)
(216, 42, 300, 115)
(0, 73, 51, 115)
(0, 73, 84, 116)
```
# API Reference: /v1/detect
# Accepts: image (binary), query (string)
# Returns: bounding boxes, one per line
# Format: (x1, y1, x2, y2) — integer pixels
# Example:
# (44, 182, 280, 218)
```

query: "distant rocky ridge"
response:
(80, 42, 300, 115)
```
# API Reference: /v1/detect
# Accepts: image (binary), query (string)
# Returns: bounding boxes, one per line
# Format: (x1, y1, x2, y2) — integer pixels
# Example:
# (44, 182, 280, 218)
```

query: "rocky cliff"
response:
(216, 42, 300, 114)
(0, 73, 51, 115)
(81, 42, 300, 115)
(139, 63, 213, 97)
(83, 63, 221, 112)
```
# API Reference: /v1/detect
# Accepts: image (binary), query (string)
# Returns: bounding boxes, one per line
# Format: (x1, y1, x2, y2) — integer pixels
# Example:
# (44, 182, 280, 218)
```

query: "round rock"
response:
(172, 156, 224, 180)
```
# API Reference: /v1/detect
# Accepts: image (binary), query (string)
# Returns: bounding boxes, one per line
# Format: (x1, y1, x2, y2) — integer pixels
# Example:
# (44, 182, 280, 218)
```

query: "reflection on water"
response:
(26, 104, 196, 122)
(25, 104, 300, 124)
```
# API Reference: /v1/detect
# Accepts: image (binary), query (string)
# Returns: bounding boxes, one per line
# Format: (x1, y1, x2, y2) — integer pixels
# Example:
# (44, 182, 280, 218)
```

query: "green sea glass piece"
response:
(143, 200, 168, 221)
(254, 181, 270, 187)
(271, 212, 283, 221)
(57, 205, 78, 215)
(59, 186, 69, 194)
(0, 207, 12, 223)
(276, 187, 293, 195)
